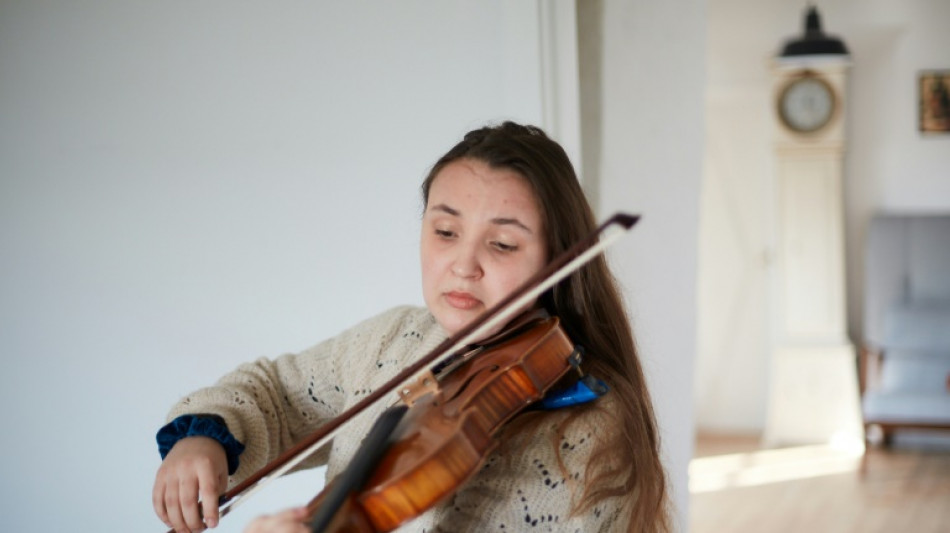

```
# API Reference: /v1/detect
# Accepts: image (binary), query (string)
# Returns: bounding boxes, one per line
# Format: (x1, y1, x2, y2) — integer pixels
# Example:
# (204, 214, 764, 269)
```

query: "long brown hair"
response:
(421, 122, 670, 531)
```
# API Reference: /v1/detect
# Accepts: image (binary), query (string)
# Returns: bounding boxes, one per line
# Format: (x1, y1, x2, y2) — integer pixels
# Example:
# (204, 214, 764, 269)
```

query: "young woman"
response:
(153, 122, 670, 533)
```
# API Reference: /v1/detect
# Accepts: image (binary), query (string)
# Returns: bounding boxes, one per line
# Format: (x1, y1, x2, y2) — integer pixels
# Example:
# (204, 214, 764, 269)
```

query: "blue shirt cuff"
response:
(157, 414, 245, 475)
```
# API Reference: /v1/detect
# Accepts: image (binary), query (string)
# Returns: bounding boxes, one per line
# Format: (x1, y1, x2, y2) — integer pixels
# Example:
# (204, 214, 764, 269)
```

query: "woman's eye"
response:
(492, 241, 518, 252)
(435, 229, 455, 239)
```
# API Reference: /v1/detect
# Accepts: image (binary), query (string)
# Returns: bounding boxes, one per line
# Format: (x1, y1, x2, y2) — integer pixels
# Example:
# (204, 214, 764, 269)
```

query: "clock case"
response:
(764, 56, 862, 447)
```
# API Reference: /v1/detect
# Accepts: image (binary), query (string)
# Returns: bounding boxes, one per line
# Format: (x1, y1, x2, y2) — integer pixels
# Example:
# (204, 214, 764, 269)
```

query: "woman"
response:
(153, 122, 670, 532)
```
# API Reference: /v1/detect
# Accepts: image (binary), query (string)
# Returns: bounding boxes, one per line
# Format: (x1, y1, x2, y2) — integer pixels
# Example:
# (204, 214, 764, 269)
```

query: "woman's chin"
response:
(436, 316, 466, 337)
(434, 308, 479, 337)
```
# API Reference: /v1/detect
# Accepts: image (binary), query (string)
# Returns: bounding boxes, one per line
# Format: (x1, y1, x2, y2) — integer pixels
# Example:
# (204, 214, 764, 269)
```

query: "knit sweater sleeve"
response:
(422, 404, 628, 533)
(164, 306, 424, 486)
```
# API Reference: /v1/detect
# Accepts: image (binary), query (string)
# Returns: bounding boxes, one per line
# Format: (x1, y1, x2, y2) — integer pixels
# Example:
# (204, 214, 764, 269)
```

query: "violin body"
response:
(308, 315, 576, 532)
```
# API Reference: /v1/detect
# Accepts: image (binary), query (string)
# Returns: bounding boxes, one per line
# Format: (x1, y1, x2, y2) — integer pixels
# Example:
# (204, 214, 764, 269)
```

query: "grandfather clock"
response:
(763, 6, 863, 447)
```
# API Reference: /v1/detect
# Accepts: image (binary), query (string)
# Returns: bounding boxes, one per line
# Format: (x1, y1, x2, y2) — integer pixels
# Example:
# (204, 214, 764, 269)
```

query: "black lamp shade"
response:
(780, 6, 849, 57)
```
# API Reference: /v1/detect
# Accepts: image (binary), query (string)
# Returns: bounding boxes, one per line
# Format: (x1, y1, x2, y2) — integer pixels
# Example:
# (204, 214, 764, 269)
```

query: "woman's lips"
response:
(444, 291, 481, 310)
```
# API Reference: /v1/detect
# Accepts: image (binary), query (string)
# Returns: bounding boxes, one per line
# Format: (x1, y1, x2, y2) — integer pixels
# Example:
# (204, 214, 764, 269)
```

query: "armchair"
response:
(860, 214, 950, 446)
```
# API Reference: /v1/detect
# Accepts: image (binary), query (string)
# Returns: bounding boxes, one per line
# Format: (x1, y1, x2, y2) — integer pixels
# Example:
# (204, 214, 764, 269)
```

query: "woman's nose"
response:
(450, 245, 483, 279)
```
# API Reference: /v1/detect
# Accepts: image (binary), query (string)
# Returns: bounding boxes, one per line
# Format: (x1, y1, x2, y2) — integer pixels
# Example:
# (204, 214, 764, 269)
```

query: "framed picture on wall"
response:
(919, 70, 950, 133)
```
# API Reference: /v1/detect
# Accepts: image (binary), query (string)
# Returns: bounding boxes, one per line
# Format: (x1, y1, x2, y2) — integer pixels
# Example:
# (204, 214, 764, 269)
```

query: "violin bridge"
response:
(397, 370, 440, 407)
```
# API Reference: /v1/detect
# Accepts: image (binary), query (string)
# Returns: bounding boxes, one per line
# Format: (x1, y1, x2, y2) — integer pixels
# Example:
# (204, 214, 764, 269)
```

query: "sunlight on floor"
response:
(689, 434, 866, 493)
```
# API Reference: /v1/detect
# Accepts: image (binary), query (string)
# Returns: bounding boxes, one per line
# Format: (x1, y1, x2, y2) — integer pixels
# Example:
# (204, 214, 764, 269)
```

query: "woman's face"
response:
(421, 158, 548, 336)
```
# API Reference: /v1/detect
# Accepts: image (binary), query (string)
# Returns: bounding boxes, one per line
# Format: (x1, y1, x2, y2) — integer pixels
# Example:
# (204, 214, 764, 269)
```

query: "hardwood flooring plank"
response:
(690, 434, 950, 533)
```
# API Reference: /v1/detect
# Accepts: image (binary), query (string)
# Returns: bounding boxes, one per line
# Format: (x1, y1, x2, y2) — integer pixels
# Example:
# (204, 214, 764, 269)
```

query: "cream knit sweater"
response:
(167, 306, 624, 532)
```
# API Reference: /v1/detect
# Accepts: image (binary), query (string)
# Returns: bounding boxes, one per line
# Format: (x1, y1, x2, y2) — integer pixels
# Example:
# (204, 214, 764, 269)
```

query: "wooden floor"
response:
(689, 433, 950, 533)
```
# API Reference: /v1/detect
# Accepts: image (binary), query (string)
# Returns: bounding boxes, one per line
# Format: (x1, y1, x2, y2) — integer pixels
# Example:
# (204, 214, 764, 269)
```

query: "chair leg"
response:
(859, 424, 871, 478)
(882, 428, 894, 447)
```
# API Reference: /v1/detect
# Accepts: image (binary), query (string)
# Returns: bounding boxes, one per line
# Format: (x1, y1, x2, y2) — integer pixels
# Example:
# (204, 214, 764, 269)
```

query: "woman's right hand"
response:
(153, 436, 229, 533)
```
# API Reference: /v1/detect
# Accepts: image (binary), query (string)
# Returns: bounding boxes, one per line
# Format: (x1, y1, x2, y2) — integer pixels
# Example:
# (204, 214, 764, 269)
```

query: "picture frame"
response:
(919, 70, 950, 133)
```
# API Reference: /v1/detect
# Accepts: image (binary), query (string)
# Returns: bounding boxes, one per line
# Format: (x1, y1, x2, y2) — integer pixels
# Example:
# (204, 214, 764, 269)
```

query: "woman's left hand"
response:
(243, 507, 309, 533)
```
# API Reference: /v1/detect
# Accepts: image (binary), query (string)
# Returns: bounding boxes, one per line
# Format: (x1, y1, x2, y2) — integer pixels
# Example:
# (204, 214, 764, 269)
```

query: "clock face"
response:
(778, 76, 835, 133)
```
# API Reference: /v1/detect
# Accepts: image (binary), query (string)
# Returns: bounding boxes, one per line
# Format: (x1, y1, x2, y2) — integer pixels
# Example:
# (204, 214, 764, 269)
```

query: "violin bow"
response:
(199, 212, 640, 525)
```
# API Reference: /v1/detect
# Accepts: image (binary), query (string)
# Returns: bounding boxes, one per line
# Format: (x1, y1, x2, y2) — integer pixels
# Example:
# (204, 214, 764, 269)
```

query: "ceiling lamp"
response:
(779, 5, 849, 57)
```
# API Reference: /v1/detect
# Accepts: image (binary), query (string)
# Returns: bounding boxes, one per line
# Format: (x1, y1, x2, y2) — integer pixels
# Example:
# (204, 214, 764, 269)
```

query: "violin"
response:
(170, 213, 638, 533)
(304, 313, 577, 532)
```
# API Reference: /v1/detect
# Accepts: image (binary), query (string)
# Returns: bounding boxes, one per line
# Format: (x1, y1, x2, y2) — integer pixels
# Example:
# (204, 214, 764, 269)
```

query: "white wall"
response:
(696, 0, 950, 433)
(838, 0, 950, 340)
(579, 1, 706, 529)
(0, 1, 705, 531)
(0, 2, 548, 531)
